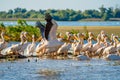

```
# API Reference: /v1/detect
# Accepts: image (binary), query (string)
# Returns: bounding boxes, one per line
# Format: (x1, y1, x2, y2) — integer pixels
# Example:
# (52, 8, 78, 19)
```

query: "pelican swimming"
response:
(102, 35, 118, 59)
(6, 31, 28, 55)
(90, 33, 104, 56)
(81, 32, 93, 52)
(73, 33, 85, 56)
(18, 32, 29, 55)
(74, 33, 90, 60)
(95, 35, 111, 57)
(113, 36, 120, 54)
(104, 36, 119, 61)
(57, 32, 73, 56)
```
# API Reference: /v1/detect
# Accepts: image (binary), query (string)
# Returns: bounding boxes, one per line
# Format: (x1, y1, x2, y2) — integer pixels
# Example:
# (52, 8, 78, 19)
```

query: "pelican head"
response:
(32, 34, 35, 42)
(45, 13, 52, 22)
(113, 35, 119, 43)
(72, 33, 78, 41)
(24, 32, 28, 37)
(77, 33, 85, 39)
(65, 32, 70, 37)
(100, 30, 105, 35)
(57, 33, 62, 38)
(66, 32, 72, 39)
(77, 33, 81, 38)
(32, 35, 35, 38)
(88, 32, 94, 38)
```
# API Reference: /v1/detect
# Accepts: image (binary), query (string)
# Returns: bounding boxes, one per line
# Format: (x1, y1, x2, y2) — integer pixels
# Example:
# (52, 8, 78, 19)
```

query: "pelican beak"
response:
(73, 35, 79, 41)
(36, 37, 42, 42)
(4, 35, 11, 40)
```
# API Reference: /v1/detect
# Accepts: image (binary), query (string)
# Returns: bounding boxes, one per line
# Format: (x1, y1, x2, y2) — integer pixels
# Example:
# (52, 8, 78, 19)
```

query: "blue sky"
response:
(0, 0, 119, 11)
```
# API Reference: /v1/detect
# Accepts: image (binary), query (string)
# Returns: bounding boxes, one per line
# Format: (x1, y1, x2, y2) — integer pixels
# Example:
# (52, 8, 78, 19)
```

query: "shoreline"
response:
(0, 18, 120, 21)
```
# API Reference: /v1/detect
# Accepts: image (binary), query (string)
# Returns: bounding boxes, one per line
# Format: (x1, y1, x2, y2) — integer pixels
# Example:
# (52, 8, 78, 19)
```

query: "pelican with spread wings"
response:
(35, 13, 63, 56)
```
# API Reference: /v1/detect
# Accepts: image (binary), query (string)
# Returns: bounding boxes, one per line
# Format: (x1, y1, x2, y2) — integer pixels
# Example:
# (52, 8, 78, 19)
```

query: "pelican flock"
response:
(0, 30, 120, 60)
(0, 14, 120, 61)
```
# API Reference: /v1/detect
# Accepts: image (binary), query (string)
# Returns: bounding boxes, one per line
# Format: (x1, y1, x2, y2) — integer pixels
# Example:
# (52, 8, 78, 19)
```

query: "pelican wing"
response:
(35, 21, 45, 38)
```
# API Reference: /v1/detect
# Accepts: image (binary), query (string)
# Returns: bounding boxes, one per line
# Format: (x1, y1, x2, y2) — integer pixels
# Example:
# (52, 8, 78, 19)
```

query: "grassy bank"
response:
(1, 25, 120, 41)
(57, 26, 120, 37)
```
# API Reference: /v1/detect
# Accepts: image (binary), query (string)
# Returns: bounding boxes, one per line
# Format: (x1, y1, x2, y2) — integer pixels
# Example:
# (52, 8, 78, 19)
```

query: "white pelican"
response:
(57, 42, 71, 56)
(36, 13, 63, 57)
(0, 31, 8, 55)
(81, 32, 94, 52)
(100, 30, 106, 42)
(95, 35, 111, 57)
(112, 35, 119, 45)
(102, 43, 117, 57)
(112, 35, 120, 55)
(81, 32, 97, 57)
(18, 32, 29, 54)
(6, 31, 28, 55)
(102, 35, 118, 59)
(4, 32, 24, 56)
(101, 35, 120, 60)
(26, 35, 36, 56)
(73, 33, 84, 56)
(35, 39, 46, 57)
(57, 32, 72, 56)
(90, 34, 104, 55)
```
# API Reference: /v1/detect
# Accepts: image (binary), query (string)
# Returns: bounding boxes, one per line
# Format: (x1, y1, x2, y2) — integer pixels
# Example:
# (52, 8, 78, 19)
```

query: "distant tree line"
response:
(0, 5, 120, 21)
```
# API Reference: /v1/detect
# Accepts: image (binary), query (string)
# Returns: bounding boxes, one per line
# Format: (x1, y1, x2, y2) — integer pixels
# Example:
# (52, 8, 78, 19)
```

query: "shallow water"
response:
(0, 58, 120, 80)
(1, 21, 120, 26)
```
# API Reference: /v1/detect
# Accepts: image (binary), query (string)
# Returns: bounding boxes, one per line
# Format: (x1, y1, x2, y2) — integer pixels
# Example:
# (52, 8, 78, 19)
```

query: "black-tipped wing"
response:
(35, 21, 45, 38)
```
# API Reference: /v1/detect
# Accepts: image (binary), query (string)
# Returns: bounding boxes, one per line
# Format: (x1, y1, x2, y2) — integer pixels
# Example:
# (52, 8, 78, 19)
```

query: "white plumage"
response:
(26, 35, 36, 56)
(6, 31, 29, 55)
(0, 31, 8, 54)
(57, 43, 71, 55)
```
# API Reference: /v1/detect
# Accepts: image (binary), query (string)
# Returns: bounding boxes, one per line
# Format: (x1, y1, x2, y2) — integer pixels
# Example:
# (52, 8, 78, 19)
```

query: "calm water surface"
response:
(0, 58, 120, 80)
(0, 21, 120, 26)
